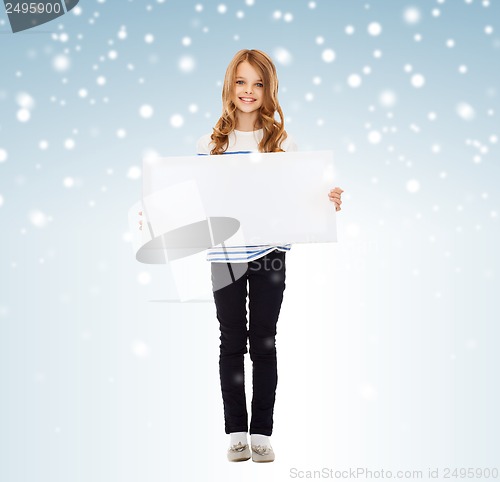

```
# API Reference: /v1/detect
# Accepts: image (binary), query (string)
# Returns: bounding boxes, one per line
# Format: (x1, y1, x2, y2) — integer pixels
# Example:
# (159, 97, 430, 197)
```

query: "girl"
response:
(140, 49, 343, 462)
(196, 49, 344, 462)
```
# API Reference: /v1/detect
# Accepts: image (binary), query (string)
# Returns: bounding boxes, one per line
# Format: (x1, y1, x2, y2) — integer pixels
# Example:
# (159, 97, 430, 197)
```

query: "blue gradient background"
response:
(1, 1, 499, 481)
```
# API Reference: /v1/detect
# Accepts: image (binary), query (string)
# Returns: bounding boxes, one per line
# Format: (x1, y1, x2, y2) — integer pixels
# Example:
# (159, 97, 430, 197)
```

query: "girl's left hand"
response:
(328, 187, 344, 211)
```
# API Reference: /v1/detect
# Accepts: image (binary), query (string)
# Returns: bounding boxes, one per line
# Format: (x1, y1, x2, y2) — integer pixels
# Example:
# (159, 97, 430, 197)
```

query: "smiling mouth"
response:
(239, 97, 256, 103)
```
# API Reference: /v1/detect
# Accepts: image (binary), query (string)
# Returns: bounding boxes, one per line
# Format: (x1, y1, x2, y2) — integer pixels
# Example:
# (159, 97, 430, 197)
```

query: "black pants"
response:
(211, 249, 286, 436)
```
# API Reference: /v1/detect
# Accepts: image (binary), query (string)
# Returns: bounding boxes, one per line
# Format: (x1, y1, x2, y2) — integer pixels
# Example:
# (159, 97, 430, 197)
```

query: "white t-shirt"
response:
(196, 128, 298, 263)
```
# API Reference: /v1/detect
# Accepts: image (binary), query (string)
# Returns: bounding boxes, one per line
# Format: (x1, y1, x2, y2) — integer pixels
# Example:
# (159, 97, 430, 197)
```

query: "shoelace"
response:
(251, 444, 272, 456)
(229, 441, 248, 453)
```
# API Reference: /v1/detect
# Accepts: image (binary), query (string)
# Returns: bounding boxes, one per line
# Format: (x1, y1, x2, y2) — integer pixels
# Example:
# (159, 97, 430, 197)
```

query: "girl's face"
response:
(232, 61, 264, 115)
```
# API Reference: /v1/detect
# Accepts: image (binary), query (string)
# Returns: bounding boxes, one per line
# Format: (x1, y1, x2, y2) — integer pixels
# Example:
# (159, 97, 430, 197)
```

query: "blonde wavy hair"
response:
(209, 49, 289, 155)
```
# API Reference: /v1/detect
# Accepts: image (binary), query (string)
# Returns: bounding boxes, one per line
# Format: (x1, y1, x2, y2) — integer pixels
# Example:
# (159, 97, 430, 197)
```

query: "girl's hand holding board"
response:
(329, 187, 344, 211)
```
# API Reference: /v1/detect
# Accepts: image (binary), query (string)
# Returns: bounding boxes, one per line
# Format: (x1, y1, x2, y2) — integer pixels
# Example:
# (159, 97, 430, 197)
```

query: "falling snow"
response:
(29, 210, 50, 228)
(273, 47, 292, 65)
(178, 55, 195, 72)
(52, 54, 70, 72)
(347, 74, 362, 88)
(170, 114, 184, 128)
(322, 49, 336, 63)
(456, 102, 476, 120)
(411, 74, 426, 88)
(131, 340, 150, 358)
(139, 104, 154, 118)
(367, 22, 382, 36)
(403, 7, 421, 24)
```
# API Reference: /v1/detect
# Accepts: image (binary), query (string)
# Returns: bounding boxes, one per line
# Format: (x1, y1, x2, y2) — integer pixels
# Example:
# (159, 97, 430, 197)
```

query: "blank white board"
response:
(136, 150, 337, 264)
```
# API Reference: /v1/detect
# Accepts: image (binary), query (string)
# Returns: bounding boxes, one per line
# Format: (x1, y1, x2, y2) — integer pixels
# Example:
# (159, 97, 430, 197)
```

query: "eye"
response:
(256, 83, 264, 88)
(236, 80, 244, 85)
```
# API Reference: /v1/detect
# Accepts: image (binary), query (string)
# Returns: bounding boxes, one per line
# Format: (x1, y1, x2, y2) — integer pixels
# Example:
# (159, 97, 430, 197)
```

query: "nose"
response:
(244, 86, 253, 94)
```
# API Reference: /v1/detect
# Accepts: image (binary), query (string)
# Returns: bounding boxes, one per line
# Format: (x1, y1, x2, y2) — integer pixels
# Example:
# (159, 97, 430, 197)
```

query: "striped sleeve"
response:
(206, 244, 291, 263)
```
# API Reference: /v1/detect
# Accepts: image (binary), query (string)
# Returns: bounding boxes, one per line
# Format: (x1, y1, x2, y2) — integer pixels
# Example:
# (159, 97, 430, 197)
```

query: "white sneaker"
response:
(227, 441, 251, 462)
(251, 443, 275, 463)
